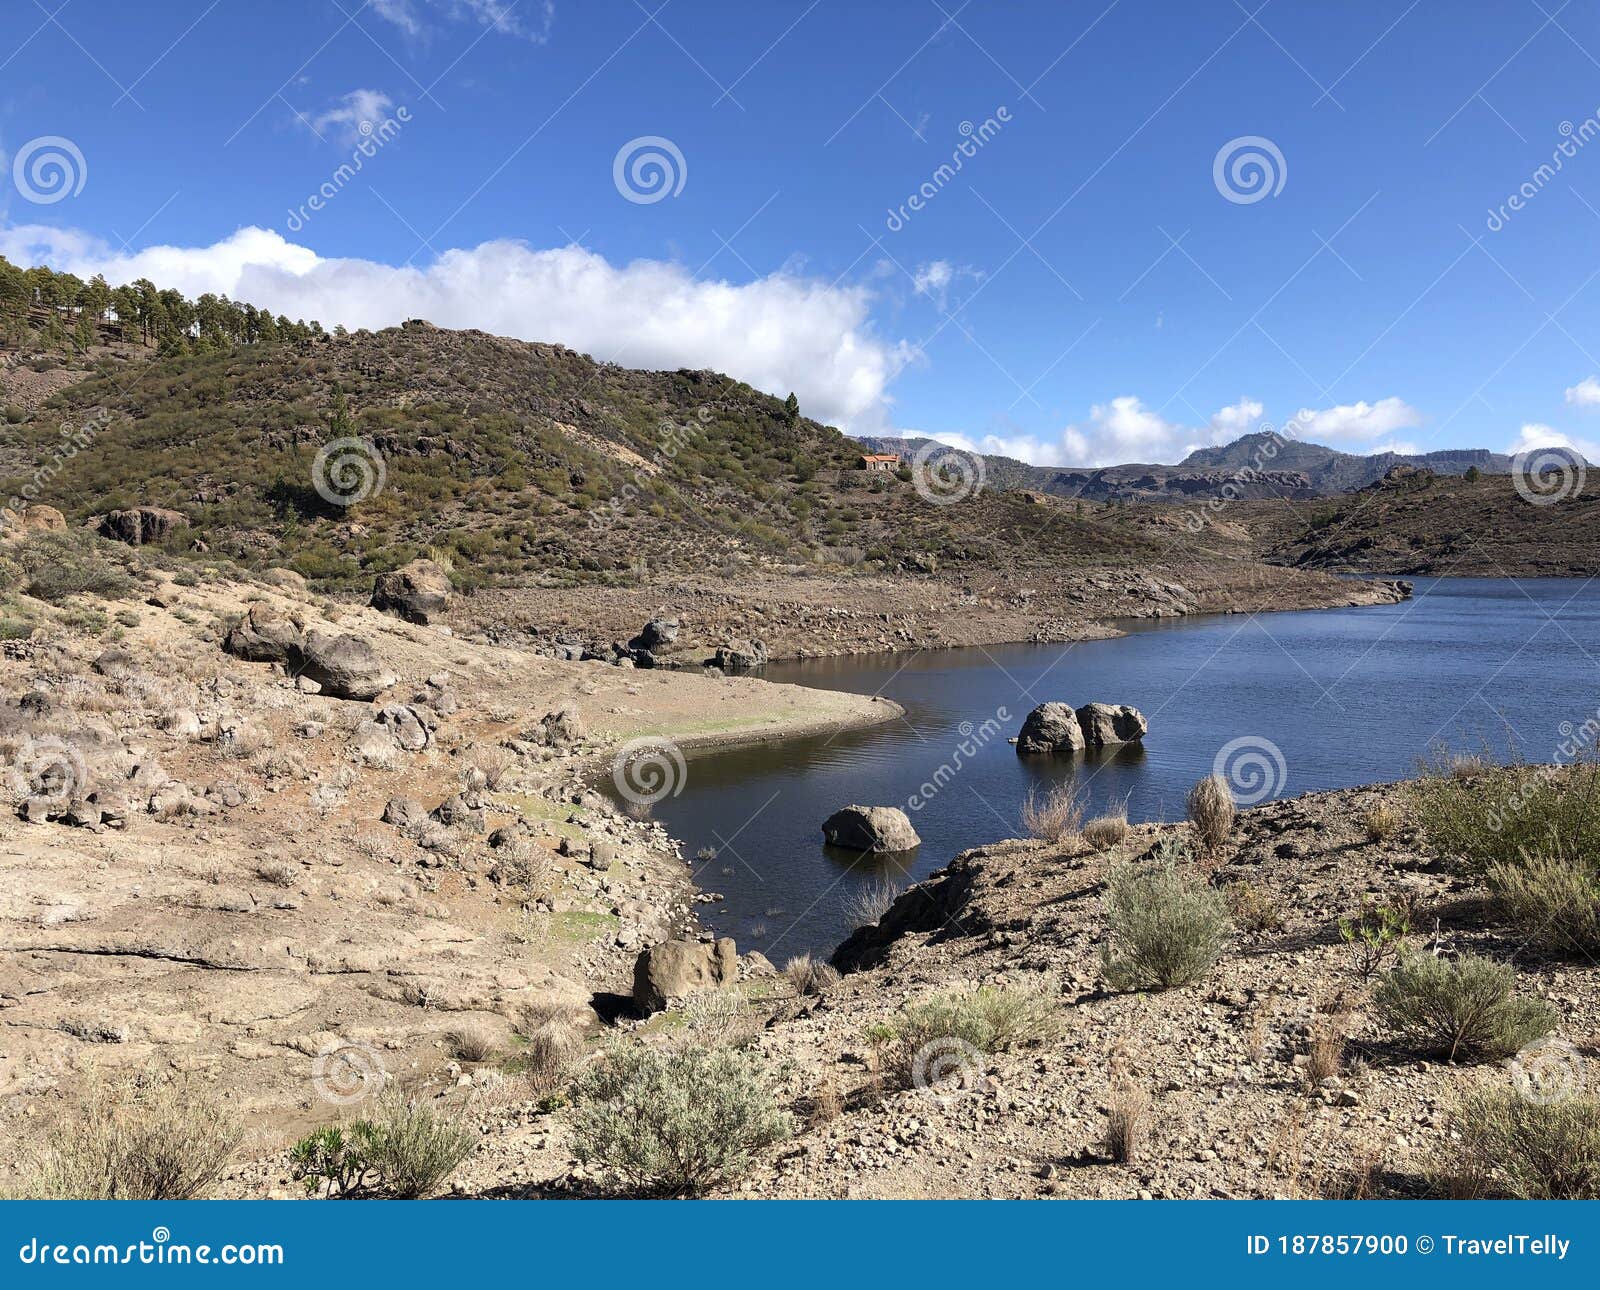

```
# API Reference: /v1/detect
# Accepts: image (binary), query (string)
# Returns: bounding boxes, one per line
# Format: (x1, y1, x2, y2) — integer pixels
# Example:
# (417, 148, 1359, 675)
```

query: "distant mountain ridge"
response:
(854, 432, 1518, 501)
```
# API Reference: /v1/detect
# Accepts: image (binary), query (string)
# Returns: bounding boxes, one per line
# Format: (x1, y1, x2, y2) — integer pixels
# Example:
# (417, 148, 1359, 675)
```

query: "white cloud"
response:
(1289, 397, 1421, 442)
(374, 0, 554, 41)
(1566, 376, 1600, 407)
(305, 89, 395, 147)
(1509, 423, 1600, 461)
(910, 260, 981, 311)
(927, 430, 1062, 464)
(0, 223, 913, 433)
(1367, 440, 1421, 456)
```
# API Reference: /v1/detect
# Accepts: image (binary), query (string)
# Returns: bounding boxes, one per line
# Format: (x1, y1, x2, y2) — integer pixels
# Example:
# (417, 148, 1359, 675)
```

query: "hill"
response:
(1238, 466, 1600, 576)
(856, 431, 1514, 502)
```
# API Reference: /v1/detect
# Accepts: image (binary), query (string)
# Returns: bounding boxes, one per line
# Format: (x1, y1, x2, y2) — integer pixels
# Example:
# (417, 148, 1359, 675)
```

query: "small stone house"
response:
(860, 453, 900, 473)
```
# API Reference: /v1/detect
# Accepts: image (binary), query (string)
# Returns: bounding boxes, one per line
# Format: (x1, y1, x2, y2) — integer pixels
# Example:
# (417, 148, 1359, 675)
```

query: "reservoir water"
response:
(619, 577, 1600, 960)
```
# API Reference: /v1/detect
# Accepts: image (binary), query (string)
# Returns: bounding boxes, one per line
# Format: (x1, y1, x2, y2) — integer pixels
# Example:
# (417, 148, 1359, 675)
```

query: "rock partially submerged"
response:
(821, 805, 921, 853)
(1076, 702, 1148, 747)
(633, 937, 739, 1014)
(1017, 701, 1148, 753)
(1016, 702, 1085, 755)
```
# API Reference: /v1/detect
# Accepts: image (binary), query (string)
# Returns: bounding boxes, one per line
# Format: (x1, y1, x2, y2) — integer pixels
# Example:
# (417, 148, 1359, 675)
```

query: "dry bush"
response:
(1362, 801, 1402, 842)
(1433, 1089, 1600, 1199)
(1022, 782, 1084, 845)
(444, 1020, 502, 1063)
(876, 984, 1061, 1091)
(1101, 842, 1231, 991)
(1103, 1075, 1149, 1164)
(1486, 845, 1600, 957)
(1305, 1019, 1345, 1087)
(784, 954, 841, 997)
(1375, 953, 1556, 1061)
(841, 874, 900, 929)
(253, 858, 299, 888)
(1224, 879, 1283, 932)
(1081, 809, 1129, 852)
(1186, 774, 1236, 853)
(571, 1041, 792, 1197)
(13, 1077, 241, 1199)
(468, 746, 516, 790)
(291, 1096, 475, 1199)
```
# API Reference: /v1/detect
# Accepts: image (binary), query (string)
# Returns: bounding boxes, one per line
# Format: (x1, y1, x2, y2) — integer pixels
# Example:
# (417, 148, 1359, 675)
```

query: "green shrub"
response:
(878, 984, 1062, 1089)
(1101, 844, 1231, 990)
(1486, 846, 1600, 956)
(571, 1041, 791, 1196)
(1338, 899, 1410, 979)
(291, 1099, 475, 1199)
(1434, 1089, 1600, 1199)
(1407, 754, 1600, 878)
(1374, 953, 1555, 1061)
(13, 531, 137, 603)
(14, 1078, 241, 1199)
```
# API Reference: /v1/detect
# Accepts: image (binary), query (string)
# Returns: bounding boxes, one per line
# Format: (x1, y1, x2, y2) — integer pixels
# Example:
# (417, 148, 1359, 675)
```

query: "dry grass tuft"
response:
(444, 1020, 502, 1063)
(1022, 782, 1084, 845)
(1081, 808, 1130, 852)
(1362, 801, 1403, 842)
(1186, 774, 1236, 853)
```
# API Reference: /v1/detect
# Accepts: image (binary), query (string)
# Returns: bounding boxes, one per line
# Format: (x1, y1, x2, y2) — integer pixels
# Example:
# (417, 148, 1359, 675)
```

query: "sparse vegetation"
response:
(1224, 879, 1283, 932)
(1362, 801, 1403, 842)
(444, 1020, 502, 1063)
(571, 1041, 792, 1196)
(1305, 1019, 1345, 1088)
(14, 1077, 241, 1199)
(1082, 807, 1129, 851)
(784, 954, 841, 997)
(1186, 774, 1235, 853)
(290, 1098, 475, 1198)
(1101, 843, 1231, 991)
(1374, 953, 1556, 1061)
(1433, 1089, 1600, 1199)
(1338, 898, 1410, 979)
(1485, 844, 1600, 956)
(1022, 782, 1084, 845)
(875, 984, 1061, 1091)
(10, 530, 138, 604)
(841, 874, 900, 929)
(1103, 1075, 1150, 1164)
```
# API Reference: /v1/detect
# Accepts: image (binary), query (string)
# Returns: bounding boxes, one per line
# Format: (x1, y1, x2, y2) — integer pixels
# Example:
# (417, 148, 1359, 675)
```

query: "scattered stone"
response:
(291, 629, 397, 701)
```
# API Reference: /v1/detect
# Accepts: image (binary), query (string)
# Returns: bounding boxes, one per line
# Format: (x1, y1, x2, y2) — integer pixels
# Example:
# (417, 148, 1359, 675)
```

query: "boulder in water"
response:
(1075, 702, 1148, 747)
(821, 805, 921, 853)
(1016, 702, 1085, 755)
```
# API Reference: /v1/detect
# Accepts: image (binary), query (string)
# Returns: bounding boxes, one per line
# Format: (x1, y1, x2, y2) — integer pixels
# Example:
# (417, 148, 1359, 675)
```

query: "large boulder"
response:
(98, 506, 187, 546)
(224, 603, 303, 663)
(1016, 702, 1085, 755)
(821, 805, 921, 853)
(290, 629, 396, 701)
(6, 504, 66, 537)
(708, 639, 768, 672)
(370, 558, 453, 625)
(629, 616, 680, 652)
(633, 937, 738, 1014)
(1075, 702, 1148, 747)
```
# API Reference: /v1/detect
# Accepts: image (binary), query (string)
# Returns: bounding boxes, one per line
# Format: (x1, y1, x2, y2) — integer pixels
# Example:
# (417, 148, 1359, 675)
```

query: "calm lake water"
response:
(621, 577, 1600, 961)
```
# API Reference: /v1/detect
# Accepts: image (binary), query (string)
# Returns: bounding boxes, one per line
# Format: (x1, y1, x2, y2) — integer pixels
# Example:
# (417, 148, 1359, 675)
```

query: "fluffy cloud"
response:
(305, 90, 395, 147)
(1508, 423, 1600, 461)
(373, 0, 554, 41)
(1565, 376, 1600, 407)
(1288, 397, 1421, 442)
(0, 223, 913, 432)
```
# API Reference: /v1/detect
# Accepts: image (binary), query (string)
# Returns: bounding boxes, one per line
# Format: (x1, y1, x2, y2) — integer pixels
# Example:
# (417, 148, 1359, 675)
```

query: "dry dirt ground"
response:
(466, 564, 1410, 663)
(394, 786, 1591, 1201)
(0, 564, 890, 1177)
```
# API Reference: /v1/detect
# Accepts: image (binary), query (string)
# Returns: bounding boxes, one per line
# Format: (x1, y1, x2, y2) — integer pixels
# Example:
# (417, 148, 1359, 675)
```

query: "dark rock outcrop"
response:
(370, 558, 453, 625)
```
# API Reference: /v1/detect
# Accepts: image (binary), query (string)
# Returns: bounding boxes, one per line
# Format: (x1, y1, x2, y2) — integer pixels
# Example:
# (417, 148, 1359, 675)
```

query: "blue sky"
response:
(4, 0, 1600, 465)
